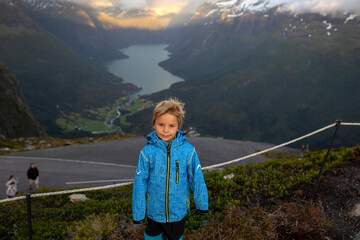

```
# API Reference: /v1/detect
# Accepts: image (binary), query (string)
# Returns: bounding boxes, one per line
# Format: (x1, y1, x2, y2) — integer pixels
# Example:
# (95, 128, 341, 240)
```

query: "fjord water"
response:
(107, 44, 184, 98)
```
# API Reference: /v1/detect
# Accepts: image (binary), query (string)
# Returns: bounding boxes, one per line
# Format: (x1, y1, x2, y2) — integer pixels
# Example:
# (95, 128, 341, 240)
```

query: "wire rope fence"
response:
(1, 121, 359, 204)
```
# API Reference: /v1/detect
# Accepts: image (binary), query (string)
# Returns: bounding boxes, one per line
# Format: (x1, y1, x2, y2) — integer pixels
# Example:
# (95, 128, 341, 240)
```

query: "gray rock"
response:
(24, 145, 35, 150)
(223, 173, 235, 180)
(348, 204, 360, 217)
(69, 194, 89, 203)
(355, 231, 360, 240)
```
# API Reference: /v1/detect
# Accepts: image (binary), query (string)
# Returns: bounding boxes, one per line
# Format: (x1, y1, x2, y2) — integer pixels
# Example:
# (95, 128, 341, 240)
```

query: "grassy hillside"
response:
(0, 146, 359, 239)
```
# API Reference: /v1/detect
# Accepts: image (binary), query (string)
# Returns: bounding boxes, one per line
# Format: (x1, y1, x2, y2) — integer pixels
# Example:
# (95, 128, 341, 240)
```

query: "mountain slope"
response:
(130, 2, 360, 147)
(21, 0, 179, 60)
(21, 0, 127, 64)
(0, 0, 138, 136)
(0, 62, 46, 138)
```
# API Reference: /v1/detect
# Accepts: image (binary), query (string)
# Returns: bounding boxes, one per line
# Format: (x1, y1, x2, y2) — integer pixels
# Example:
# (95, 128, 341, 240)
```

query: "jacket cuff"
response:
(133, 218, 145, 225)
(197, 209, 209, 215)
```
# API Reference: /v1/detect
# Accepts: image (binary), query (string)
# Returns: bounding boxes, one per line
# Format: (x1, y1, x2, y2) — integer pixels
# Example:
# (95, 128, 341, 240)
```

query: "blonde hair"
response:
(152, 98, 185, 129)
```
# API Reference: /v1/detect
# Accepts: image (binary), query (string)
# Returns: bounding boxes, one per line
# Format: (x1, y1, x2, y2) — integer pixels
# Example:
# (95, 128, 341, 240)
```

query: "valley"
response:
(54, 43, 182, 135)
(55, 97, 154, 135)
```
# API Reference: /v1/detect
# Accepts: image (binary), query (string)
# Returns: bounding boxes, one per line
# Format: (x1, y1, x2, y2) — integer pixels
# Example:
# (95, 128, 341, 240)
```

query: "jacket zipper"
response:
(165, 142, 171, 222)
(176, 161, 179, 184)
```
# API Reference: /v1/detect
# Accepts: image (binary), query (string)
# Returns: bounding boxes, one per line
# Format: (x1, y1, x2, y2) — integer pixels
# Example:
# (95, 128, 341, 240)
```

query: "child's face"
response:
(153, 113, 179, 143)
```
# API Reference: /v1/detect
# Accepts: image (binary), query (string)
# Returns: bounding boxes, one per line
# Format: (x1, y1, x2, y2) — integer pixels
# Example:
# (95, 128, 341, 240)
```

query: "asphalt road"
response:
(0, 136, 299, 199)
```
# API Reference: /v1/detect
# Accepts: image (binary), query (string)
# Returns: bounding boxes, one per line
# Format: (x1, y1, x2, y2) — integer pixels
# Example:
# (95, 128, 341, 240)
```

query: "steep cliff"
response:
(0, 62, 46, 138)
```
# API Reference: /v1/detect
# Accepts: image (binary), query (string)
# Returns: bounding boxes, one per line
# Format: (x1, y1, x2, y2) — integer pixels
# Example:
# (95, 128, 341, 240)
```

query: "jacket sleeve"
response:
(6, 186, 15, 197)
(6, 186, 11, 196)
(132, 150, 150, 224)
(187, 148, 209, 214)
(5, 180, 11, 187)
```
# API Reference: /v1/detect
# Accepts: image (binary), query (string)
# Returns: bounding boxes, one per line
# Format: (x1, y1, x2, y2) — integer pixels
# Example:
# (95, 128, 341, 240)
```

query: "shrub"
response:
(67, 213, 144, 239)
(273, 201, 332, 240)
(186, 205, 277, 240)
(185, 201, 332, 240)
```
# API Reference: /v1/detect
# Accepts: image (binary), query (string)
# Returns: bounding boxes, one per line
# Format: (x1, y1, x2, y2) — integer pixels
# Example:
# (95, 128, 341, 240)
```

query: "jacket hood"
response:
(146, 130, 186, 148)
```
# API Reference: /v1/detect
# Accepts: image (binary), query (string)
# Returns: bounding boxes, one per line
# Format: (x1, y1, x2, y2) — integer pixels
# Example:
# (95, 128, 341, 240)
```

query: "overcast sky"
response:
(69, 0, 360, 15)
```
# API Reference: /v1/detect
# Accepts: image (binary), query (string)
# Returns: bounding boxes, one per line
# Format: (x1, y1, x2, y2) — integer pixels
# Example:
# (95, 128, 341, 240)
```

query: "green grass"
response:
(53, 96, 147, 134)
(55, 102, 121, 133)
(118, 99, 154, 126)
(56, 117, 113, 133)
(84, 120, 112, 132)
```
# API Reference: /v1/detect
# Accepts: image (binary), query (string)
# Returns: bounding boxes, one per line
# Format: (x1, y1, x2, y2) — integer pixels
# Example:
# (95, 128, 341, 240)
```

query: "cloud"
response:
(66, 0, 360, 15)
(66, 0, 206, 14)
(279, 0, 360, 15)
(67, 0, 147, 9)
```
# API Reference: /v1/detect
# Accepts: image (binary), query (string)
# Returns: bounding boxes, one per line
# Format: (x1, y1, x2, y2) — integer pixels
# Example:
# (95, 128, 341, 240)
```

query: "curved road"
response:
(0, 136, 299, 199)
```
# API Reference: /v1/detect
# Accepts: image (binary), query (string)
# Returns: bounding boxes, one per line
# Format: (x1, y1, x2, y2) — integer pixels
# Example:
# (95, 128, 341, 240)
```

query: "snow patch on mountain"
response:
(344, 14, 357, 23)
(95, 6, 127, 18)
(323, 20, 332, 30)
(204, 9, 219, 18)
(214, 0, 279, 15)
(235, 0, 279, 12)
(22, 0, 74, 12)
(193, 0, 360, 26)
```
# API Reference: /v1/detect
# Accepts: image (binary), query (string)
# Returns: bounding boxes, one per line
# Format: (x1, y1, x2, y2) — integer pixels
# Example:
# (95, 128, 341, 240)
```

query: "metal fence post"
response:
(26, 193, 32, 240)
(310, 120, 342, 201)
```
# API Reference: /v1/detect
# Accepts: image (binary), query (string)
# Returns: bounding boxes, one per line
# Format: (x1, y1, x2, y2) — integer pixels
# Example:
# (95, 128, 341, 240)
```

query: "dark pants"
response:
(145, 217, 185, 240)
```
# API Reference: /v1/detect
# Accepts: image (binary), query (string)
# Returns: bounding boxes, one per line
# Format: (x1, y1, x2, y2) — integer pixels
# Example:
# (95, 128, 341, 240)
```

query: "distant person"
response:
(5, 175, 18, 198)
(27, 163, 39, 191)
(132, 98, 208, 240)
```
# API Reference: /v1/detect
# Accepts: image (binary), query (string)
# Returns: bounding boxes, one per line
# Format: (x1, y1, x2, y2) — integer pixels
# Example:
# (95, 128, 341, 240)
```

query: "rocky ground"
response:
(315, 149, 360, 240)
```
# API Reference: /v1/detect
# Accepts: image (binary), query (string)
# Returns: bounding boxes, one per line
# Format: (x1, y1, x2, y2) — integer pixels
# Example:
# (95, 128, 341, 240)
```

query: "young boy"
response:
(132, 98, 208, 240)
(6, 175, 18, 198)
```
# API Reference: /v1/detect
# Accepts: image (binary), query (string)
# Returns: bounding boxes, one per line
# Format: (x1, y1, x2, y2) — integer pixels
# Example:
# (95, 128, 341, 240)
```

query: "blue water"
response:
(107, 44, 184, 98)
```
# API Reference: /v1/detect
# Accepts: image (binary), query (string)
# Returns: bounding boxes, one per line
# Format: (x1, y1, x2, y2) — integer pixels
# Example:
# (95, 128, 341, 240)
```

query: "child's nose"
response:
(164, 126, 169, 132)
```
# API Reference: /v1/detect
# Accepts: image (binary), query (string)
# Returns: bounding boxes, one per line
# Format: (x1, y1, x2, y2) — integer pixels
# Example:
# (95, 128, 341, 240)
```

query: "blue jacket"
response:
(132, 131, 209, 224)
